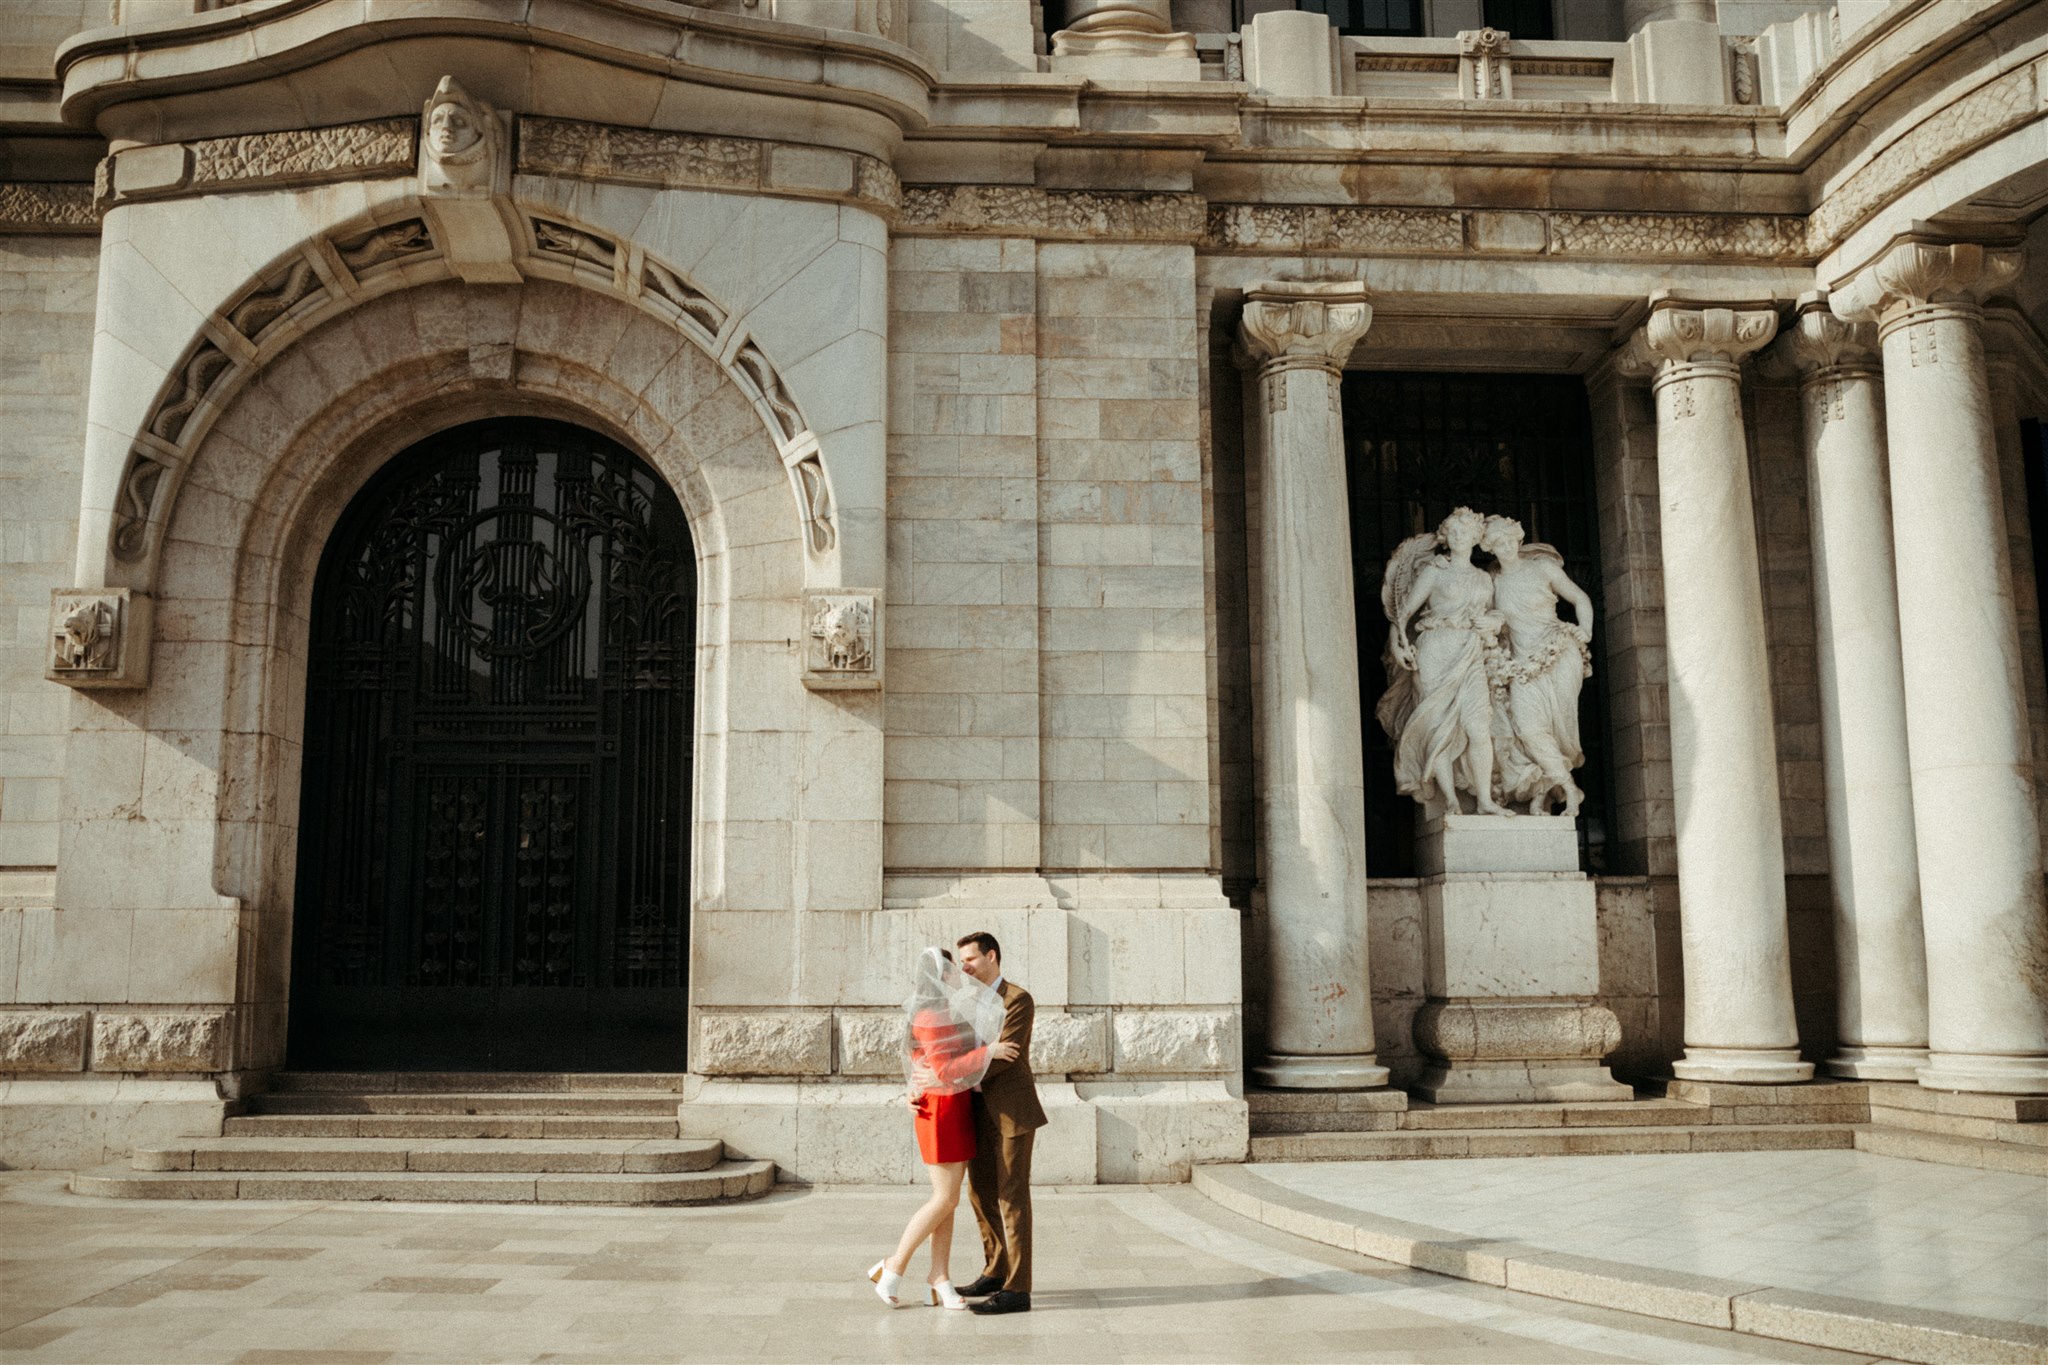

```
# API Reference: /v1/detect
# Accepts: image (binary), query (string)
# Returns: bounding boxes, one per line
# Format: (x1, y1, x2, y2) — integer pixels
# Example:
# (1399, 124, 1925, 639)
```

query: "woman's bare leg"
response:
(886, 1162, 963, 1276)
(926, 1163, 965, 1283)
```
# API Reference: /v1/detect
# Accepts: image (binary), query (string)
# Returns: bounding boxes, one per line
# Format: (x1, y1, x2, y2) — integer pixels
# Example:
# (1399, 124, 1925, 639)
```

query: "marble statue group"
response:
(1376, 508, 1596, 819)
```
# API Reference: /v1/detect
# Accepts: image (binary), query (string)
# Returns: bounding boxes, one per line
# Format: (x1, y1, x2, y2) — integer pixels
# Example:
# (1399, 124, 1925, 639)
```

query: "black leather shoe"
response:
(969, 1290, 1030, 1315)
(956, 1275, 1002, 1298)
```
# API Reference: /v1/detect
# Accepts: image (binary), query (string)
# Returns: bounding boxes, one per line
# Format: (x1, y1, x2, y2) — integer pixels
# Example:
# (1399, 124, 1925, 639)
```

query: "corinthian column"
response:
(1239, 281, 1387, 1089)
(1776, 295, 1928, 1081)
(1622, 296, 1812, 1084)
(1833, 233, 2048, 1094)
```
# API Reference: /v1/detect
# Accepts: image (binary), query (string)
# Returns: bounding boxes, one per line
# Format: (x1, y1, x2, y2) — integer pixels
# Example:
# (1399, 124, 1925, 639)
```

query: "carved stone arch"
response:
(92, 203, 848, 616)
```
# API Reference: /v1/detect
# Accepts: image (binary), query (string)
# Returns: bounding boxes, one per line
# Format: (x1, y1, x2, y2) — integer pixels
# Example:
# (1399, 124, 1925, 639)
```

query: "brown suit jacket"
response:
(978, 980, 1047, 1135)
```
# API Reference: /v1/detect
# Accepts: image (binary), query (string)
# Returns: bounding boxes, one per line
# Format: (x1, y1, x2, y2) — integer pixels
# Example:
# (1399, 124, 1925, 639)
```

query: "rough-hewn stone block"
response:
(1033, 1011, 1108, 1074)
(697, 1012, 832, 1076)
(0, 1010, 90, 1072)
(836, 1012, 904, 1077)
(91, 1012, 227, 1072)
(1111, 1010, 1235, 1074)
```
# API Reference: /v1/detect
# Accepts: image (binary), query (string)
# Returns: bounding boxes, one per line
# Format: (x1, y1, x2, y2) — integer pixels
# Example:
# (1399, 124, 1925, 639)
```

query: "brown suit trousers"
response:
(967, 1100, 1034, 1292)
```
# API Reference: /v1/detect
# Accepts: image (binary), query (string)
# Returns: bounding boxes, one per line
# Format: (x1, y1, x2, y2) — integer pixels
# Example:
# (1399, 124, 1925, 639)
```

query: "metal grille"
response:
(289, 419, 696, 1070)
(1342, 372, 1615, 875)
(1233, 0, 1422, 36)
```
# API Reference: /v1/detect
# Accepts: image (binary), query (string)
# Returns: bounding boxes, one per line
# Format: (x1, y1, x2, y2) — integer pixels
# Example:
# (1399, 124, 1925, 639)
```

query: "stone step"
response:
(132, 1137, 723, 1175)
(264, 1072, 688, 1094)
(224, 1114, 681, 1140)
(1248, 1123, 1856, 1162)
(1855, 1125, 2048, 1177)
(1393, 1099, 1698, 1131)
(1866, 1103, 2048, 1146)
(243, 1091, 682, 1117)
(1862, 1082, 2048, 1124)
(1246, 1088, 1410, 1133)
(70, 1160, 775, 1205)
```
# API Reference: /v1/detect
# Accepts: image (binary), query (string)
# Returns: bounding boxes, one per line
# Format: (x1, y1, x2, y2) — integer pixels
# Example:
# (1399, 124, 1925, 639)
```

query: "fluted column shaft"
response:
(1625, 298, 1812, 1084)
(1778, 297, 1928, 1080)
(1239, 281, 1388, 1090)
(1835, 236, 2048, 1094)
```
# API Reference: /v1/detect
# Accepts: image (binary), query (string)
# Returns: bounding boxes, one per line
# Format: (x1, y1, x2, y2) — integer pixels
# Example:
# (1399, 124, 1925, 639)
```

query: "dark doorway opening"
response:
(1343, 371, 1615, 875)
(288, 418, 697, 1071)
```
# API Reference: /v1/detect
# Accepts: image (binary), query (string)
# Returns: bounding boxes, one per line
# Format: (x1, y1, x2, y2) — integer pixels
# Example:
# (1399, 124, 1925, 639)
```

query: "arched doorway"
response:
(287, 418, 696, 1071)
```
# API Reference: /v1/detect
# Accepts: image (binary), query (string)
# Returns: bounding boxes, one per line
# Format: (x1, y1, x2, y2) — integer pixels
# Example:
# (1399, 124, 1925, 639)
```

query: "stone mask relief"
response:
(420, 76, 503, 196)
(1376, 507, 1596, 819)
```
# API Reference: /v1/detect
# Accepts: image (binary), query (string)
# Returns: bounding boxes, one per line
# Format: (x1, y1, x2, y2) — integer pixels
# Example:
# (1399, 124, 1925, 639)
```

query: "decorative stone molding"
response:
(802, 590, 880, 690)
(1413, 1000, 1622, 1061)
(102, 120, 414, 208)
(1237, 281, 1373, 376)
(696, 1012, 833, 1075)
(0, 182, 97, 233)
(517, 117, 900, 214)
(1620, 297, 1779, 381)
(0, 1011, 91, 1072)
(1112, 1011, 1237, 1074)
(46, 588, 152, 690)
(91, 1011, 228, 1073)
(1808, 63, 2039, 251)
(1206, 204, 1810, 261)
(1457, 28, 1513, 99)
(898, 186, 1205, 243)
(1829, 232, 2025, 333)
(97, 208, 835, 606)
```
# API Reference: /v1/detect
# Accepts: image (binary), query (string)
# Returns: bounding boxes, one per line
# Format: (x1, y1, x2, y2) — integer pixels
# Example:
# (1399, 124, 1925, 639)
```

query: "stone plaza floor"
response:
(0, 1170, 1882, 1365)
(1254, 1150, 2048, 1330)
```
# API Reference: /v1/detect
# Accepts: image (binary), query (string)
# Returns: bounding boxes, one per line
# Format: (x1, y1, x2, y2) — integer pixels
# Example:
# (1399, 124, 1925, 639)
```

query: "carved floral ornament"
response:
(1828, 235, 2025, 331)
(1237, 281, 1374, 373)
(803, 591, 880, 690)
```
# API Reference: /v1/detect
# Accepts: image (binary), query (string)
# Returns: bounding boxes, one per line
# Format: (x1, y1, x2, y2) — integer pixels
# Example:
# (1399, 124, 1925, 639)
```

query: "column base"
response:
(1251, 1053, 1390, 1090)
(1673, 1047, 1813, 1083)
(1826, 1045, 1929, 1082)
(1916, 1052, 2048, 1095)
(1415, 1059, 1632, 1105)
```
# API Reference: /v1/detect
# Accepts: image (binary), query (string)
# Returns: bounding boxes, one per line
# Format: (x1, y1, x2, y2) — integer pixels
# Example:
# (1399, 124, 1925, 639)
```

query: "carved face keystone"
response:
(428, 102, 481, 157)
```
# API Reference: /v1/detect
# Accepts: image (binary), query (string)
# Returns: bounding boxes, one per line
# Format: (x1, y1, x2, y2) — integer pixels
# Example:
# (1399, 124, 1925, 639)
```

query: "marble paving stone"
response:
(1254, 1149, 2048, 1328)
(0, 1171, 1877, 1363)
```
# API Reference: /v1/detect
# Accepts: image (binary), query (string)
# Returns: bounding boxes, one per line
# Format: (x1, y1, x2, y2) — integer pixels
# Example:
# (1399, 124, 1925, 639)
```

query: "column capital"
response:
(1238, 281, 1373, 375)
(1618, 294, 1779, 378)
(1830, 230, 2024, 327)
(1775, 292, 1880, 379)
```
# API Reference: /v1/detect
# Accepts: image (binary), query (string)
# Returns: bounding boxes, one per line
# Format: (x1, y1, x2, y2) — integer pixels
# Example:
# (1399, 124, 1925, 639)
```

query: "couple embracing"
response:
(866, 931, 1043, 1315)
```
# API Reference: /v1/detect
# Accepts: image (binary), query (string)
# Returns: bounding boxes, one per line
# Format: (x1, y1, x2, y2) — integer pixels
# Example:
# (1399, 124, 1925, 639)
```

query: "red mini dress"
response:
(910, 1009, 982, 1165)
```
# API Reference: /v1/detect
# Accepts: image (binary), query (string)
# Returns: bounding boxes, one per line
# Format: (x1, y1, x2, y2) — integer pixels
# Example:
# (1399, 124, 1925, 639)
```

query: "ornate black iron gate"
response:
(288, 419, 696, 1070)
(1342, 372, 1615, 875)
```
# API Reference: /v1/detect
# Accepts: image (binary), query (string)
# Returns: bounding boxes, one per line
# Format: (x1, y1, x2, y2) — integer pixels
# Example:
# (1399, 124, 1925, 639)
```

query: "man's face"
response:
(957, 942, 998, 985)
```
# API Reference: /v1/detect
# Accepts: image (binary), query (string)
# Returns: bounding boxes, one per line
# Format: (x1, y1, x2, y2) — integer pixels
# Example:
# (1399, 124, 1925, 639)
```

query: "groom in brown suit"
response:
(954, 931, 1046, 1315)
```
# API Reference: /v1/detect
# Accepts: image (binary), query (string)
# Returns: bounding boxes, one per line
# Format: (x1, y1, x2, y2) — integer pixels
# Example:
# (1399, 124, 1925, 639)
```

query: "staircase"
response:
(71, 1073, 775, 1204)
(1247, 1079, 2047, 1174)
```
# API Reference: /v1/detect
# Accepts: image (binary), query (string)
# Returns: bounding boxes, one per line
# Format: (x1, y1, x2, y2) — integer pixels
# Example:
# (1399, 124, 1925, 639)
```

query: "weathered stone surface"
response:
(1033, 1011, 1108, 1075)
(697, 1013, 832, 1076)
(1413, 1001, 1622, 1063)
(1112, 1011, 1237, 1074)
(91, 1013, 228, 1073)
(835, 1012, 904, 1077)
(0, 1011, 90, 1072)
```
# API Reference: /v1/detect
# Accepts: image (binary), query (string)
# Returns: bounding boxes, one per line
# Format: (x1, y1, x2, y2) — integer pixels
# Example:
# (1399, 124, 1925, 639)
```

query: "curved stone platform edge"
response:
(1190, 1163, 2048, 1365)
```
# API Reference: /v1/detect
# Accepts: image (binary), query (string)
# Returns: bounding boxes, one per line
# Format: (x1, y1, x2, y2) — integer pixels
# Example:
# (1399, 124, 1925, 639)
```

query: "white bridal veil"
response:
(901, 946, 1007, 1098)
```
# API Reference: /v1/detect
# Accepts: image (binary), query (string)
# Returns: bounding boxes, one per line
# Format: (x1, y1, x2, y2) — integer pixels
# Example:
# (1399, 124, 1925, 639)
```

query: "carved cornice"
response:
(518, 118, 901, 214)
(1238, 281, 1373, 375)
(1204, 203, 1812, 262)
(897, 186, 1205, 242)
(99, 119, 416, 209)
(1807, 62, 2039, 252)
(1830, 233, 2025, 327)
(0, 182, 97, 233)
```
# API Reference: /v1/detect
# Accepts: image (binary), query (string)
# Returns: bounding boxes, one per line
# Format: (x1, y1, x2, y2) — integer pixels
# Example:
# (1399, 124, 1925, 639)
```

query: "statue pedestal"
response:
(1412, 814, 1631, 1103)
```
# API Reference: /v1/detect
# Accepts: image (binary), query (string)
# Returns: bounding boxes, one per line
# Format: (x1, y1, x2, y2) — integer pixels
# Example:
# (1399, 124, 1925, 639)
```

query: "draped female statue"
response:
(1375, 507, 1510, 816)
(1480, 515, 1595, 816)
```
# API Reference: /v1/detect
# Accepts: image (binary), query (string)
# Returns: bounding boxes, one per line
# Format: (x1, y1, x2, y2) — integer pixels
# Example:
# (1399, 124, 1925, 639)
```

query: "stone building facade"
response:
(0, 0, 2043, 1182)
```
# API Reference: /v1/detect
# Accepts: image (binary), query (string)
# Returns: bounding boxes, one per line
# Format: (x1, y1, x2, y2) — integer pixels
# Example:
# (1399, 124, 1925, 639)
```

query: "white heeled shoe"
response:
(867, 1260, 906, 1307)
(929, 1279, 967, 1311)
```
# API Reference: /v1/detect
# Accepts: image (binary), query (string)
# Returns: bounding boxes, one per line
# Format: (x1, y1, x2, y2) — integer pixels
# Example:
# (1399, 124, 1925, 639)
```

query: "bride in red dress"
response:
(867, 947, 1014, 1309)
